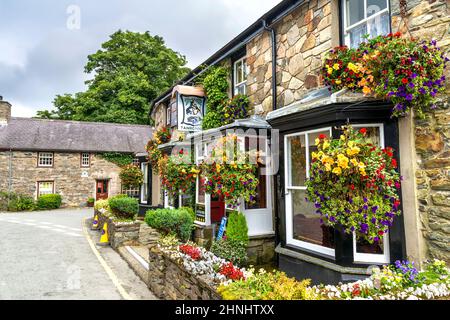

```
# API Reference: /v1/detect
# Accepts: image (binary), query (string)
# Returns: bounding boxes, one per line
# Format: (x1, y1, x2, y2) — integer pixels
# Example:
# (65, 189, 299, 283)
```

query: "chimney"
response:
(0, 97, 12, 125)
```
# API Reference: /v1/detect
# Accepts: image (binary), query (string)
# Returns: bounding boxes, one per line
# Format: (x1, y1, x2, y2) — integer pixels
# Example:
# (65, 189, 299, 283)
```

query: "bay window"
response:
(285, 128, 335, 257)
(343, 0, 390, 48)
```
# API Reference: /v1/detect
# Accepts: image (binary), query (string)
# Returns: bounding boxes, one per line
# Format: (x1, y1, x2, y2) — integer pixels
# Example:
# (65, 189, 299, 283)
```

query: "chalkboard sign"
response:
(216, 217, 227, 241)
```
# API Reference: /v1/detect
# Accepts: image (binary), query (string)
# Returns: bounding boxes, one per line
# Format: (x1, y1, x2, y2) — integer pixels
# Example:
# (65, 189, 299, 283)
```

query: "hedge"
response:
(145, 208, 194, 242)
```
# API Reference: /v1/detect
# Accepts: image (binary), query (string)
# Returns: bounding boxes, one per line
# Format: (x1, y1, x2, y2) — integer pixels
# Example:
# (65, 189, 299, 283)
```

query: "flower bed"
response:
(314, 259, 450, 300)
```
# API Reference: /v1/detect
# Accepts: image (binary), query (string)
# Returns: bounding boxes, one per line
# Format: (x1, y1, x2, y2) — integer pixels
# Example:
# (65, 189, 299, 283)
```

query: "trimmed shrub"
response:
(145, 208, 194, 242)
(8, 195, 35, 212)
(108, 196, 138, 220)
(226, 211, 249, 245)
(36, 194, 62, 210)
(211, 239, 248, 267)
(94, 199, 110, 212)
(180, 206, 195, 222)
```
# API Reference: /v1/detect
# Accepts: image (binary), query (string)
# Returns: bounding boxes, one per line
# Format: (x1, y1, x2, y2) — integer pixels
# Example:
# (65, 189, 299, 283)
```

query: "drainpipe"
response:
(8, 149, 12, 205)
(263, 20, 277, 111)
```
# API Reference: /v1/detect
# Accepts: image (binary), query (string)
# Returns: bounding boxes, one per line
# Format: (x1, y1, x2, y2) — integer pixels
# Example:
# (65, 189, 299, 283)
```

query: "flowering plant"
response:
(323, 33, 448, 117)
(146, 139, 162, 168)
(306, 126, 402, 243)
(119, 163, 144, 188)
(220, 94, 250, 124)
(161, 149, 200, 196)
(179, 244, 202, 261)
(154, 127, 171, 144)
(315, 259, 450, 300)
(219, 262, 245, 281)
(200, 134, 260, 208)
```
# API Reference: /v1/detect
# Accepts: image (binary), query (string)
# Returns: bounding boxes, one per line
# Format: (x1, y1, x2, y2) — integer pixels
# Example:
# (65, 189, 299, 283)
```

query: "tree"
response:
(37, 30, 190, 124)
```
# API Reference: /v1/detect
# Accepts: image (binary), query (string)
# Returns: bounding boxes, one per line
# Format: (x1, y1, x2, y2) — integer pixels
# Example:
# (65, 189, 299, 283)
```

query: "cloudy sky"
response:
(0, 0, 281, 117)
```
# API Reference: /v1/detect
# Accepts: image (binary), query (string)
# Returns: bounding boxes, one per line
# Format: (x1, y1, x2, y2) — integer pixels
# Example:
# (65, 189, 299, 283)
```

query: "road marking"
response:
(81, 217, 132, 300)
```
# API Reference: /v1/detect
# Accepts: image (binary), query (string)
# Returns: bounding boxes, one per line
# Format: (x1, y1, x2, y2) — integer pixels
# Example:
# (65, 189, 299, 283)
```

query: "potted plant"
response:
(87, 197, 95, 207)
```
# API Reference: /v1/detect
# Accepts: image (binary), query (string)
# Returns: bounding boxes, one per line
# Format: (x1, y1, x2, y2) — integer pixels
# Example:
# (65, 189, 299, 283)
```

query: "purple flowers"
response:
(360, 223, 369, 234)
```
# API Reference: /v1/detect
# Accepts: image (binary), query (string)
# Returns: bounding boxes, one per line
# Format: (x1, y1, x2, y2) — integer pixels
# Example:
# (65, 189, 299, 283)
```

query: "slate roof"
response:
(0, 117, 153, 153)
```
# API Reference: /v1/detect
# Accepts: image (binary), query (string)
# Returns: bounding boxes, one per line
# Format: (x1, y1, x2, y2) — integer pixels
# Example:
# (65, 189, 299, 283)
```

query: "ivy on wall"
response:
(99, 152, 135, 167)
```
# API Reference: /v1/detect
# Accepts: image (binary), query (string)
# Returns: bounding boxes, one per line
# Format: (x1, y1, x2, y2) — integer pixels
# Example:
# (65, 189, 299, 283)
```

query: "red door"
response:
(96, 180, 108, 200)
(210, 195, 225, 223)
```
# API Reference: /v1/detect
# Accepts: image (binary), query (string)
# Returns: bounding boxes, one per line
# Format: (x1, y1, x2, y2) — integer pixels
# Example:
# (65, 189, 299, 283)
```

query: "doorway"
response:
(96, 180, 109, 200)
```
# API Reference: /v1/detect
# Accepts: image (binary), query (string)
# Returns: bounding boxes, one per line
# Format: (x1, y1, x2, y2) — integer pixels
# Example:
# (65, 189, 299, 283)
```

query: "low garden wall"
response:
(148, 245, 221, 300)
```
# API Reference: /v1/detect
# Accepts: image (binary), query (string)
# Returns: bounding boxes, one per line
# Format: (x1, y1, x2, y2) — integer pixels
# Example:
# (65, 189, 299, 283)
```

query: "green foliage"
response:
(119, 164, 144, 188)
(211, 239, 248, 267)
(1, 191, 33, 211)
(145, 208, 194, 242)
(94, 199, 110, 212)
(87, 197, 95, 203)
(201, 111, 223, 130)
(37, 30, 190, 124)
(100, 152, 134, 166)
(199, 66, 230, 130)
(217, 270, 315, 300)
(0, 191, 35, 212)
(180, 206, 196, 222)
(226, 211, 249, 245)
(108, 196, 138, 220)
(36, 194, 62, 210)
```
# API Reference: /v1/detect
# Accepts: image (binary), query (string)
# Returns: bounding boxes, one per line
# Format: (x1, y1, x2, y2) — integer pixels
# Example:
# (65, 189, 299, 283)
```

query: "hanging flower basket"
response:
(306, 127, 402, 244)
(119, 164, 144, 189)
(161, 149, 199, 197)
(322, 33, 448, 118)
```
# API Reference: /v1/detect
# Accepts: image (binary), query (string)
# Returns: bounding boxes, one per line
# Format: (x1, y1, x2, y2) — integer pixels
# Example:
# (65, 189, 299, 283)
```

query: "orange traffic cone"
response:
(98, 222, 109, 246)
(91, 214, 99, 230)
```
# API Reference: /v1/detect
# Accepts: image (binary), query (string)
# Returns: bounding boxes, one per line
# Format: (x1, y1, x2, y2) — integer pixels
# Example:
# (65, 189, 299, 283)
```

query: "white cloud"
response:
(0, 0, 282, 117)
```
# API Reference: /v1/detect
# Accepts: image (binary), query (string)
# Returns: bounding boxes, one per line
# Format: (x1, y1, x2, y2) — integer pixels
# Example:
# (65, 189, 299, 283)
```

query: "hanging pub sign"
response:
(172, 85, 205, 132)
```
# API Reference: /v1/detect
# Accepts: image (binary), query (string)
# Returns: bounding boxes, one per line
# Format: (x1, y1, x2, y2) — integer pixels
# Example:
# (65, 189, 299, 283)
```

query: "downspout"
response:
(8, 149, 12, 206)
(263, 20, 277, 111)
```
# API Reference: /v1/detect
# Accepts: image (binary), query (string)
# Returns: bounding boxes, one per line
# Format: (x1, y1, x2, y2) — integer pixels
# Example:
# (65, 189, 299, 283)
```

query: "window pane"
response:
(39, 182, 53, 195)
(245, 168, 267, 209)
(235, 61, 243, 84)
(367, 0, 387, 17)
(236, 84, 246, 95)
(292, 189, 335, 249)
(368, 11, 389, 38)
(353, 125, 385, 255)
(308, 131, 330, 165)
(348, 23, 368, 48)
(346, 0, 365, 26)
(288, 135, 306, 187)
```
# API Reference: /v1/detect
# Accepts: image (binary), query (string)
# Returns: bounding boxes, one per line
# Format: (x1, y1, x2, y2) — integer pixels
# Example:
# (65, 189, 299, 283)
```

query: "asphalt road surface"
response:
(0, 208, 155, 300)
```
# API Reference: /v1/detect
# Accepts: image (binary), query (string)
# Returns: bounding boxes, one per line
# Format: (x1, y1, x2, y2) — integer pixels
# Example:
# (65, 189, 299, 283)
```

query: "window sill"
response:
(275, 244, 371, 275)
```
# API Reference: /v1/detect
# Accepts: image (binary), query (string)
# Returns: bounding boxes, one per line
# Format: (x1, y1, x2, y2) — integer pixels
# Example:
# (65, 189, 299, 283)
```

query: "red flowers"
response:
(179, 244, 202, 261)
(319, 134, 327, 140)
(401, 78, 408, 84)
(359, 128, 367, 134)
(391, 158, 398, 168)
(219, 262, 244, 281)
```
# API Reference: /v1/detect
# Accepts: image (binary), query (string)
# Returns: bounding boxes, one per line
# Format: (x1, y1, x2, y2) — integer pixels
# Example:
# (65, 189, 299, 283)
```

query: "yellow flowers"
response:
(332, 167, 342, 175)
(315, 138, 320, 145)
(346, 146, 360, 156)
(347, 62, 360, 73)
(327, 66, 333, 75)
(333, 63, 340, 70)
(362, 86, 372, 95)
(337, 154, 349, 169)
(216, 163, 221, 173)
(321, 155, 334, 166)
(322, 140, 330, 150)
(335, 79, 342, 85)
(350, 158, 359, 167)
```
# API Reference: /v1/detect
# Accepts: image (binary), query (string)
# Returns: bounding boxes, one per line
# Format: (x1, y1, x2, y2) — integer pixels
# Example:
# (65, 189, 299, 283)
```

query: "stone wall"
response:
(0, 151, 122, 207)
(148, 246, 221, 300)
(107, 220, 141, 249)
(391, 0, 450, 263)
(246, 0, 339, 113)
(247, 234, 276, 266)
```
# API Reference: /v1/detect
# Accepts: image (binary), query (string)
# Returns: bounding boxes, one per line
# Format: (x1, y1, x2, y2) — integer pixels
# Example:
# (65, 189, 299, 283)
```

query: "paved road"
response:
(0, 208, 155, 300)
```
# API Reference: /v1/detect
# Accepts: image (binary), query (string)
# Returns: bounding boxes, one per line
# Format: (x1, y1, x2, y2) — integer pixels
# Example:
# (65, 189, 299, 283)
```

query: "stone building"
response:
(0, 100, 153, 207)
(147, 0, 449, 283)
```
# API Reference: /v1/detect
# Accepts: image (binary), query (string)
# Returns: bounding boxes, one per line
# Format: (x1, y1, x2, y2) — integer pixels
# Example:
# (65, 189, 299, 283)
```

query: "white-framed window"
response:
(342, 0, 390, 48)
(166, 106, 171, 126)
(81, 152, 90, 167)
(140, 162, 149, 203)
(351, 123, 390, 264)
(38, 152, 54, 167)
(233, 57, 248, 95)
(284, 127, 335, 257)
(37, 181, 54, 196)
